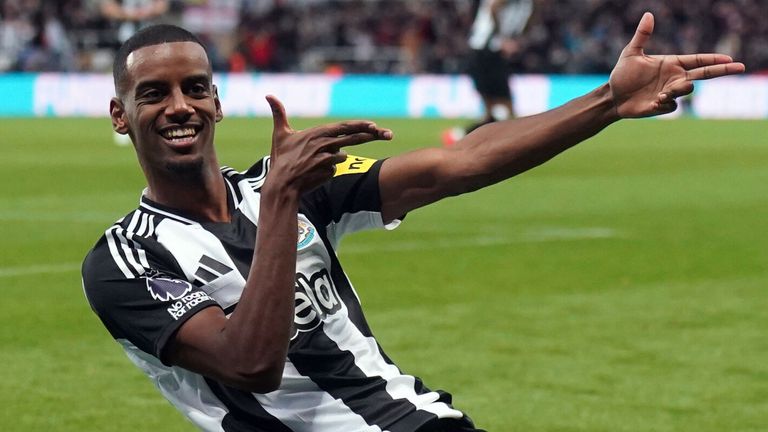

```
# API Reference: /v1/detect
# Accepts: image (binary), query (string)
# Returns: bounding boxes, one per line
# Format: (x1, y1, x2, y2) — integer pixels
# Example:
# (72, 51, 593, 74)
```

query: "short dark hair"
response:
(113, 25, 207, 97)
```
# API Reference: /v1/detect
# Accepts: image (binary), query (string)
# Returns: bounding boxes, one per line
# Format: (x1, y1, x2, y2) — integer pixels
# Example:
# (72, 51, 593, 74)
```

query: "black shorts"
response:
(416, 416, 487, 432)
(467, 48, 511, 99)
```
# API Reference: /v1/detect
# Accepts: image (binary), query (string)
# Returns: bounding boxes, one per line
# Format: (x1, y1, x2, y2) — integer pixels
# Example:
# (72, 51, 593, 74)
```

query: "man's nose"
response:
(165, 88, 194, 120)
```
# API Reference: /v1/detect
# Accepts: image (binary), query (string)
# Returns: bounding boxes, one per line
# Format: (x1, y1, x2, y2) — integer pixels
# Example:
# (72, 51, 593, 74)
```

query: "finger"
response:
(316, 151, 348, 177)
(265, 95, 291, 135)
(314, 133, 381, 154)
(685, 62, 746, 80)
(314, 147, 348, 162)
(373, 127, 394, 141)
(313, 120, 384, 138)
(622, 12, 654, 56)
(652, 99, 678, 115)
(330, 150, 348, 165)
(673, 53, 734, 69)
(659, 81, 694, 101)
(363, 123, 394, 140)
(658, 100, 678, 114)
(320, 132, 386, 149)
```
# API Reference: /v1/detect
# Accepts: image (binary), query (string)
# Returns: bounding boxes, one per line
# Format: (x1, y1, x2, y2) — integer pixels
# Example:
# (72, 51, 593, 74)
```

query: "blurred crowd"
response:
(1, 0, 766, 74)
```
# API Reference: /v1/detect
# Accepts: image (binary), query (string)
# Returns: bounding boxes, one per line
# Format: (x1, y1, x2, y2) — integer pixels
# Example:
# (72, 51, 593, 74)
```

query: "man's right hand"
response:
(265, 95, 393, 194)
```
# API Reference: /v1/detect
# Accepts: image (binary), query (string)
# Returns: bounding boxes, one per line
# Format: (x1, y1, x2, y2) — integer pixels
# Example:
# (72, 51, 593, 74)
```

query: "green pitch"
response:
(1, 116, 766, 431)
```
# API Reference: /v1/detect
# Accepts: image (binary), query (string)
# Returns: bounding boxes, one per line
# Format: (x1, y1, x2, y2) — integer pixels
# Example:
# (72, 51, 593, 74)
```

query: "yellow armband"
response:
(334, 155, 377, 177)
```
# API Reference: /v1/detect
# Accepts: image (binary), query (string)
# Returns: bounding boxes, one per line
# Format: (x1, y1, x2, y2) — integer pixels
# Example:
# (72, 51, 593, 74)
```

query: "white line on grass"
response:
(340, 227, 622, 255)
(0, 262, 81, 278)
(0, 211, 121, 223)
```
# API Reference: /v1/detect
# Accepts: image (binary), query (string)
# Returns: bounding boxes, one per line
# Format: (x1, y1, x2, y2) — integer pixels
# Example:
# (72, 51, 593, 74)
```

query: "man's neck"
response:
(145, 164, 231, 223)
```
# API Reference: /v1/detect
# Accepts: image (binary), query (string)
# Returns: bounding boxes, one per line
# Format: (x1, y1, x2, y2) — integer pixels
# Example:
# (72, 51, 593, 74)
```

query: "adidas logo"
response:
(194, 255, 234, 285)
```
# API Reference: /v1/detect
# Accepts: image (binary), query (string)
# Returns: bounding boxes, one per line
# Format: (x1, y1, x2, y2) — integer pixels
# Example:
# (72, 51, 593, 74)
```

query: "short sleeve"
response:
(301, 156, 402, 245)
(82, 235, 219, 363)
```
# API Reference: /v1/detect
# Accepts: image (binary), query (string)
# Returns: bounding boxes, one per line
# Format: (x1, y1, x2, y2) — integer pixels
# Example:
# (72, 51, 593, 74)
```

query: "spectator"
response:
(100, 0, 170, 45)
(4, 0, 76, 71)
(2, 0, 767, 73)
(0, 0, 35, 70)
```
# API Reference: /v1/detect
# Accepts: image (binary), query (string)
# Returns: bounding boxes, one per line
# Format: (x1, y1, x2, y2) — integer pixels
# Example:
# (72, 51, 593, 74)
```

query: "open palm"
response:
(609, 13, 745, 118)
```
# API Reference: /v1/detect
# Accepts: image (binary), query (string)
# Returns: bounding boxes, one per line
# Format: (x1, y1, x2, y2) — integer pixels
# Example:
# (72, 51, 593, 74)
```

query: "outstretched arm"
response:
(379, 12, 745, 223)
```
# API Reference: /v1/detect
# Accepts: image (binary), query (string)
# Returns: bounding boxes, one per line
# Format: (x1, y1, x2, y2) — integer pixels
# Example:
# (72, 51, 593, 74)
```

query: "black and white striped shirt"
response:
(82, 156, 465, 432)
(468, 0, 533, 51)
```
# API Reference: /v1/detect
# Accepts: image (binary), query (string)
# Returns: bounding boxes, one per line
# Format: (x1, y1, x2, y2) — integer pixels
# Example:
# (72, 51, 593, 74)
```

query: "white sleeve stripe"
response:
(124, 212, 150, 269)
(126, 210, 141, 236)
(129, 213, 151, 268)
(148, 215, 156, 237)
(136, 213, 149, 237)
(114, 228, 146, 276)
(105, 226, 135, 278)
(137, 247, 150, 269)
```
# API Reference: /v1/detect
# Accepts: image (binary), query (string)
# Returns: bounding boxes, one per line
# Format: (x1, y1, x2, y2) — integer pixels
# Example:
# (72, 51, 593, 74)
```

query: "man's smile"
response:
(159, 126, 200, 149)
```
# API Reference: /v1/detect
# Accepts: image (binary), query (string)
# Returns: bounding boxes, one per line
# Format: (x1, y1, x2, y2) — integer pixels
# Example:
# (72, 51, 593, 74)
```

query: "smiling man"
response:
(82, 18, 743, 432)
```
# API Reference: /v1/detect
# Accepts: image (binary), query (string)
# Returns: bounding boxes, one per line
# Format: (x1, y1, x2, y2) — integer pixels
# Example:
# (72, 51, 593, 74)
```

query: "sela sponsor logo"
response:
(167, 291, 213, 321)
(297, 219, 315, 250)
(293, 269, 342, 337)
(146, 276, 192, 302)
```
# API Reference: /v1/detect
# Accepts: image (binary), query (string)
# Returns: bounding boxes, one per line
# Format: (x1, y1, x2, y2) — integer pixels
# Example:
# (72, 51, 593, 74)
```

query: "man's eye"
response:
(190, 84, 208, 95)
(142, 89, 162, 99)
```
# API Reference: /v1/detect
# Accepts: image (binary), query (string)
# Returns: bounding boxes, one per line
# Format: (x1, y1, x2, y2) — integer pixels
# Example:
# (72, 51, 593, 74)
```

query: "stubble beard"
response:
(165, 156, 205, 181)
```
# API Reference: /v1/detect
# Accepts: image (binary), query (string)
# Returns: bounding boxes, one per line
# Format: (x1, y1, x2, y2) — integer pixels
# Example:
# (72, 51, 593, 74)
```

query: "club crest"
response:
(297, 219, 315, 250)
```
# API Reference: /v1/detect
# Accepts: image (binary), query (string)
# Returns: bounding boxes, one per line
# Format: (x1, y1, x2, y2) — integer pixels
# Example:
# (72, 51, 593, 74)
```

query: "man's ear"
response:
(110, 97, 129, 134)
(213, 85, 223, 122)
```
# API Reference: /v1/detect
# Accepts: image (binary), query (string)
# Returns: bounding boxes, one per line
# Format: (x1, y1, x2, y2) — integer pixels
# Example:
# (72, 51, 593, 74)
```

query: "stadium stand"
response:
(1, 0, 767, 74)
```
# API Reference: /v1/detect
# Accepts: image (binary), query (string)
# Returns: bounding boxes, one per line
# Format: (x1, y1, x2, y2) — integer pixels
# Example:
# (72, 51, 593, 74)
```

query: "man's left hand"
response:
(609, 12, 746, 118)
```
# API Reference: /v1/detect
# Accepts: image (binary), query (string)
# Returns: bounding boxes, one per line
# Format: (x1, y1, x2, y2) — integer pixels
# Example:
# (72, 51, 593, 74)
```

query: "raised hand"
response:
(264, 95, 393, 193)
(609, 12, 746, 118)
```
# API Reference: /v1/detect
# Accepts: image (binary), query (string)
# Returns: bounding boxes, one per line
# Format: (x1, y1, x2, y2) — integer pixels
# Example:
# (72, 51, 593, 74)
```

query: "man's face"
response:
(111, 41, 223, 177)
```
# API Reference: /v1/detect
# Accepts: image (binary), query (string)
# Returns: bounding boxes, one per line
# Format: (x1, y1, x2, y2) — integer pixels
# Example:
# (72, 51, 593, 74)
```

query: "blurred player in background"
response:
(101, 0, 170, 145)
(100, 0, 170, 44)
(82, 13, 744, 432)
(444, 0, 533, 146)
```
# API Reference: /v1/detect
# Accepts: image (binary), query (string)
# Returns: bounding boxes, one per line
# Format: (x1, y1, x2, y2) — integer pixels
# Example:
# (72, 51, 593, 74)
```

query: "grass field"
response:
(1, 116, 766, 431)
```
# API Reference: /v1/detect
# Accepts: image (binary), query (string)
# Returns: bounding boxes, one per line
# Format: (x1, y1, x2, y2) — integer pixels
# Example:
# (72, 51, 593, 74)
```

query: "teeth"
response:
(163, 128, 196, 139)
